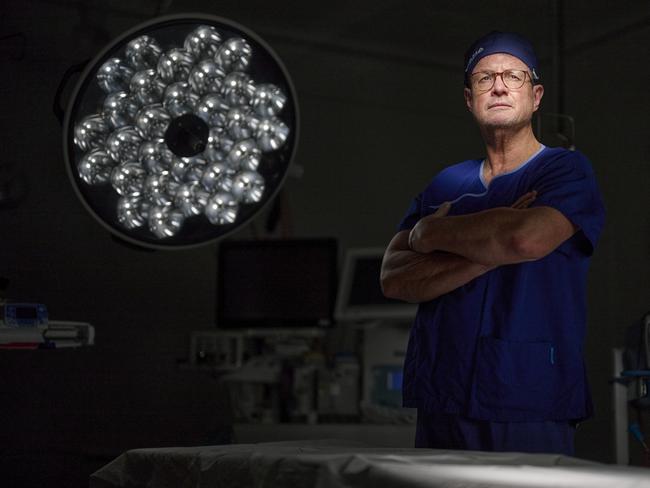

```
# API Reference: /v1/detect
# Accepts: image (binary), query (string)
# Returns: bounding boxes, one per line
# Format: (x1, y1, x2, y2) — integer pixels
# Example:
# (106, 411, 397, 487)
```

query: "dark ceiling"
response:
(25, 0, 650, 70)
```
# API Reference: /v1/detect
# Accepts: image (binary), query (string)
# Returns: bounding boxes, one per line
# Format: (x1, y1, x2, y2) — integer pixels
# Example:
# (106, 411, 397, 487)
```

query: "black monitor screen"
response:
(217, 239, 337, 328)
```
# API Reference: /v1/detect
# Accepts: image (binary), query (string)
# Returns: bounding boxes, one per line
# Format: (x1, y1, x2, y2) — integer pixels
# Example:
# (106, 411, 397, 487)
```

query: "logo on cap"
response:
(465, 47, 484, 72)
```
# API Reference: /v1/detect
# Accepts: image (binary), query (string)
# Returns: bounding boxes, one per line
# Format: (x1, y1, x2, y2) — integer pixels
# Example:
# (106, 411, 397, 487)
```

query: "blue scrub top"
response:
(398, 146, 606, 422)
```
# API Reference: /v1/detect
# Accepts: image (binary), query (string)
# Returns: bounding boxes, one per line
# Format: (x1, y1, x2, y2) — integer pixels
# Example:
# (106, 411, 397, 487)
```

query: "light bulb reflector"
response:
(125, 35, 163, 71)
(134, 104, 171, 140)
(231, 170, 265, 203)
(74, 114, 109, 152)
(103, 91, 140, 129)
(106, 127, 143, 163)
(143, 172, 179, 206)
(184, 25, 222, 60)
(174, 181, 210, 216)
(201, 162, 233, 191)
(157, 48, 195, 84)
(227, 139, 261, 171)
(97, 57, 134, 93)
(256, 117, 289, 152)
(130, 69, 166, 106)
(252, 83, 286, 117)
(148, 204, 185, 238)
(189, 59, 226, 96)
(117, 196, 150, 229)
(163, 81, 200, 118)
(221, 71, 255, 107)
(78, 149, 115, 185)
(111, 161, 147, 196)
(195, 93, 229, 129)
(205, 192, 238, 224)
(215, 37, 252, 72)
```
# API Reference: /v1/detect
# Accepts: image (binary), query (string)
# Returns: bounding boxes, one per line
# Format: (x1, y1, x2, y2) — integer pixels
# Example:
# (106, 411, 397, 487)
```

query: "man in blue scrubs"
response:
(380, 31, 605, 455)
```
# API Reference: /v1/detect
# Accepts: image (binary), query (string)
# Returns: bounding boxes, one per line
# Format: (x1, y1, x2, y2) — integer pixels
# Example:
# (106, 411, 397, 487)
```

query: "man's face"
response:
(464, 53, 544, 131)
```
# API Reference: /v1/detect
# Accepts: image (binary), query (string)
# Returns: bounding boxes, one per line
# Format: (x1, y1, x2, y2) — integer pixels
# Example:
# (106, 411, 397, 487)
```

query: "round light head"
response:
(63, 13, 298, 250)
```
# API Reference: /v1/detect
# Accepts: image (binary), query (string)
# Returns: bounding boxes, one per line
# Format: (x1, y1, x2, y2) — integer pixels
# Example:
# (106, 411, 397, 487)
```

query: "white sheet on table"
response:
(90, 439, 650, 488)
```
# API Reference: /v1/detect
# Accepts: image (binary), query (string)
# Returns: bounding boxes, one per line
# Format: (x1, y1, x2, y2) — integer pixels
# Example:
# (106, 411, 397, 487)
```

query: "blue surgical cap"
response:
(464, 31, 540, 86)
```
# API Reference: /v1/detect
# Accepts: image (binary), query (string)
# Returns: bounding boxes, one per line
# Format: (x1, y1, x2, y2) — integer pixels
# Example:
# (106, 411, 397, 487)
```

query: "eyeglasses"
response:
(470, 69, 530, 92)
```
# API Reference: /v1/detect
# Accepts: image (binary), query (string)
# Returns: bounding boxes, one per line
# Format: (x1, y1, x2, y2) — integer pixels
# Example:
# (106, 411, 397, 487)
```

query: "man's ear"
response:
(533, 84, 544, 112)
(464, 87, 472, 112)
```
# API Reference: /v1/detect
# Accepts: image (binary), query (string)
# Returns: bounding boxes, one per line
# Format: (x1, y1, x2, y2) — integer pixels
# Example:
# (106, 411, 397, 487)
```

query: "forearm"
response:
(409, 207, 558, 266)
(381, 231, 493, 303)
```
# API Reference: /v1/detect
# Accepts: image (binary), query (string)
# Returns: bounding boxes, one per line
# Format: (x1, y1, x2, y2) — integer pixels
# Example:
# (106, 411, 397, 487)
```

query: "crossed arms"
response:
(380, 192, 578, 303)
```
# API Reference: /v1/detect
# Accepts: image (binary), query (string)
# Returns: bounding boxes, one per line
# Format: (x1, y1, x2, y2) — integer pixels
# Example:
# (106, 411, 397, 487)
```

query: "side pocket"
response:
(475, 336, 555, 415)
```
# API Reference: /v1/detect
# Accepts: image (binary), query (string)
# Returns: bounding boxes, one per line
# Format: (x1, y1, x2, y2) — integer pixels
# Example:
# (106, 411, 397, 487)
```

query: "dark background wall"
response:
(1, 1, 649, 486)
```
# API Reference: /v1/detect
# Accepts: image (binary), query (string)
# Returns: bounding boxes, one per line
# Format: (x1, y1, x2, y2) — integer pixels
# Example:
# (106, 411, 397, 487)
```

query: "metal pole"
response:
(613, 347, 629, 465)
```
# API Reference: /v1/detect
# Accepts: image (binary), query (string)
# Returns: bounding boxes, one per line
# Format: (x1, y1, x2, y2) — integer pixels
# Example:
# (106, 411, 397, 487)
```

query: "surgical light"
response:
(62, 14, 298, 249)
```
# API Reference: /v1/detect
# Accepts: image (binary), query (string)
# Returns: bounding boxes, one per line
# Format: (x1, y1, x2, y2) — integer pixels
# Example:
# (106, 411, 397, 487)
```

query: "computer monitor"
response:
(217, 238, 338, 328)
(334, 247, 417, 322)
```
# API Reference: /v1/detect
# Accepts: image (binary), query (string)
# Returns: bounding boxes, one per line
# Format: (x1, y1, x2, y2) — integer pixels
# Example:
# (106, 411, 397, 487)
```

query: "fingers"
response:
(408, 228, 416, 250)
(511, 190, 537, 209)
(433, 201, 451, 217)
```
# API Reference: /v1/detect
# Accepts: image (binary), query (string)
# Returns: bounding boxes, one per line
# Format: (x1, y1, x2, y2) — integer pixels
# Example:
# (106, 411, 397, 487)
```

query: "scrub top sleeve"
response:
(531, 152, 606, 256)
(397, 194, 423, 232)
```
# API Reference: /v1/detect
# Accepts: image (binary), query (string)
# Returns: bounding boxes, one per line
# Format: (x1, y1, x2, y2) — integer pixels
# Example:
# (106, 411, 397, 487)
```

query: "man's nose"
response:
(491, 74, 508, 94)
